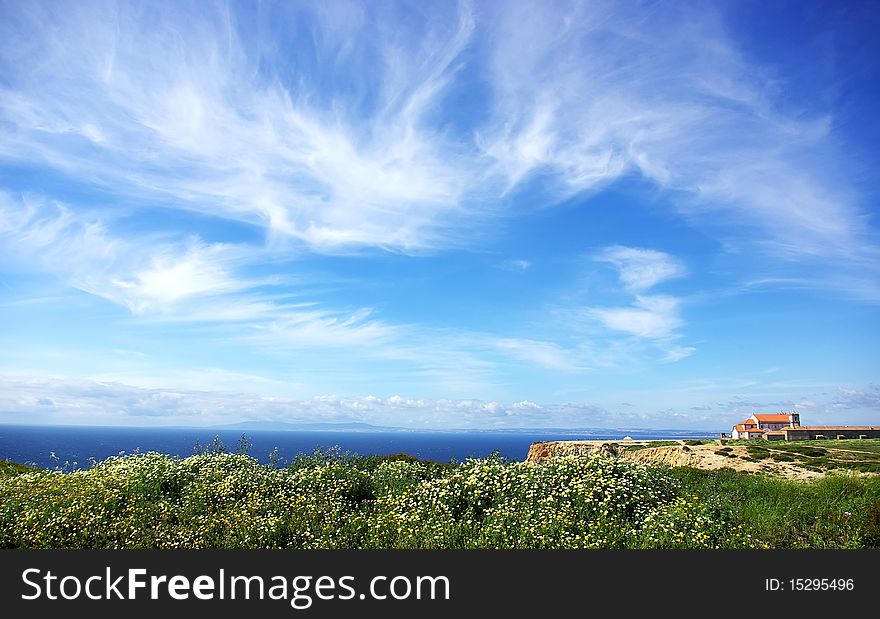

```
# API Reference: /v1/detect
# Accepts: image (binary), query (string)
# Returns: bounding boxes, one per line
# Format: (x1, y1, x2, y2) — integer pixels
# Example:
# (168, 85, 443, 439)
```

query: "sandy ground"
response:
(619, 442, 823, 480)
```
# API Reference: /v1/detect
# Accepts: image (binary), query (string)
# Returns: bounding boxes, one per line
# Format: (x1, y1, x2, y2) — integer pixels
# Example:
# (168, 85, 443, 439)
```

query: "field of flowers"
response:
(0, 448, 876, 549)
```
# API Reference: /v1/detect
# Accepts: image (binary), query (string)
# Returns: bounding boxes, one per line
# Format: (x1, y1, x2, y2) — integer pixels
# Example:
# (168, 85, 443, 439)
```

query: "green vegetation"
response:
(744, 445, 770, 461)
(735, 439, 880, 474)
(665, 467, 880, 548)
(1, 448, 878, 549)
(810, 440, 880, 455)
(0, 459, 37, 478)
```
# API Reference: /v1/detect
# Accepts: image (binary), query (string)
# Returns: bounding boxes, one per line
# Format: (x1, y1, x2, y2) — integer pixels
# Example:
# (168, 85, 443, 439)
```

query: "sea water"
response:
(0, 424, 715, 470)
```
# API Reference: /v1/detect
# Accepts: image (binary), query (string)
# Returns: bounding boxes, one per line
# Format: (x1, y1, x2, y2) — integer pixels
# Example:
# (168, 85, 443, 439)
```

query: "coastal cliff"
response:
(524, 440, 739, 471)
(526, 440, 621, 462)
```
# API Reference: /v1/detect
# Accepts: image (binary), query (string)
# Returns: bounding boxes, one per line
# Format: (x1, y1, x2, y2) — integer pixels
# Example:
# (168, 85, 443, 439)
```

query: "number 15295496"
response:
(765, 578, 854, 591)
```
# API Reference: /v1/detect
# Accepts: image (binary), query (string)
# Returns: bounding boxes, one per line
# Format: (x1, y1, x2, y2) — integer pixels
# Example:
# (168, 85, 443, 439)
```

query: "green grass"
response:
(665, 466, 880, 548)
(844, 462, 880, 473)
(743, 445, 770, 462)
(1, 449, 878, 549)
(717, 439, 880, 473)
(812, 439, 880, 455)
(0, 460, 37, 478)
(773, 445, 828, 457)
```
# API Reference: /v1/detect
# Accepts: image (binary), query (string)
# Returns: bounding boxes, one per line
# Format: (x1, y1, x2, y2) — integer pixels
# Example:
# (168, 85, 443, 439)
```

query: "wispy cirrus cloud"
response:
(0, 192, 418, 362)
(580, 245, 693, 361)
(594, 246, 686, 292)
(0, 1, 481, 253)
(0, 1, 876, 426)
(1, 0, 875, 273)
(476, 0, 877, 275)
(493, 338, 587, 371)
(0, 192, 260, 317)
(0, 192, 588, 391)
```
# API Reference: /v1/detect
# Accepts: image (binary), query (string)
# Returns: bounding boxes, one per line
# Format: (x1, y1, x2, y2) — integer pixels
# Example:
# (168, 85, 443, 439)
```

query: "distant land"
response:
(212, 420, 718, 436)
(0, 418, 720, 437)
(213, 420, 403, 432)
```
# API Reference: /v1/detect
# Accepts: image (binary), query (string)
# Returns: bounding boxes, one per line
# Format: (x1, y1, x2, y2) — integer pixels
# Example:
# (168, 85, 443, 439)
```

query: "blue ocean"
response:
(0, 424, 716, 470)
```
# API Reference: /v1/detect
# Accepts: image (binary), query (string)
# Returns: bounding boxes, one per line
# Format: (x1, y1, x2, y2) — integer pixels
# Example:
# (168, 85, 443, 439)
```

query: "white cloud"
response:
(8, 371, 874, 431)
(112, 242, 248, 314)
(663, 346, 696, 363)
(589, 295, 683, 339)
(595, 246, 685, 292)
(1, 0, 874, 276)
(246, 308, 400, 350)
(0, 192, 255, 316)
(0, 372, 663, 429)
(494, 338, 586, 371)
(583, 245, 692, 360)
(832, 385, 880, 410)
(1, 2, 877, 413)
(0, 2, 481, 253)
(0, 194, 596, 391)
(511, 400, 541, 410)
(0, 191, 424, 378)
(475, 0, 879, 292)
(0, 192, 120, 278)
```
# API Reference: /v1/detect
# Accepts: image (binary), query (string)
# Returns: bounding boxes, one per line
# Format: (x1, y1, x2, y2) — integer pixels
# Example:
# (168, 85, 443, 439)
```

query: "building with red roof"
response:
(731, 411, 880, 441)
(731, 411, 800, 439)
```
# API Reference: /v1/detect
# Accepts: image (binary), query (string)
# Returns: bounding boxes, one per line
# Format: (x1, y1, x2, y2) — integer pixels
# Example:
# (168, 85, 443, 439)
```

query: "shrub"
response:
(632, 496, 754, 549)
(370, 455, 682, 549)
(2, 451, 878, 549)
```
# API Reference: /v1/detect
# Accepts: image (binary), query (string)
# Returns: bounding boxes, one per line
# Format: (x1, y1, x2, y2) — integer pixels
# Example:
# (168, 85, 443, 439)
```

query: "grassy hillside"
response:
(666, 466, 880, 548)
(0, 449, 878, 549)
(0, 459, 37, 478)
(726, 439, 880, 473)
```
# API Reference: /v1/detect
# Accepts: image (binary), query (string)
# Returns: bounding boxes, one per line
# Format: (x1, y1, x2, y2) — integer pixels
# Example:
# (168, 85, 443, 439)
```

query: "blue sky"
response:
(1, 0, 878, 430)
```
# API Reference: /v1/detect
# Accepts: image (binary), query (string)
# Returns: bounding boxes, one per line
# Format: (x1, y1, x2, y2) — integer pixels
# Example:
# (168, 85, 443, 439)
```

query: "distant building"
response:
(731, 412, 800, 439)
(731, 411, 880, 441)
(768, 426, 880, 441)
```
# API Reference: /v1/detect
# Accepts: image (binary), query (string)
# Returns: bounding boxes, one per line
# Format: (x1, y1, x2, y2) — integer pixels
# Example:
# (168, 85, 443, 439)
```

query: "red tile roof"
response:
(753, 414, 796, 422)
(734, 423, 766, 433)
